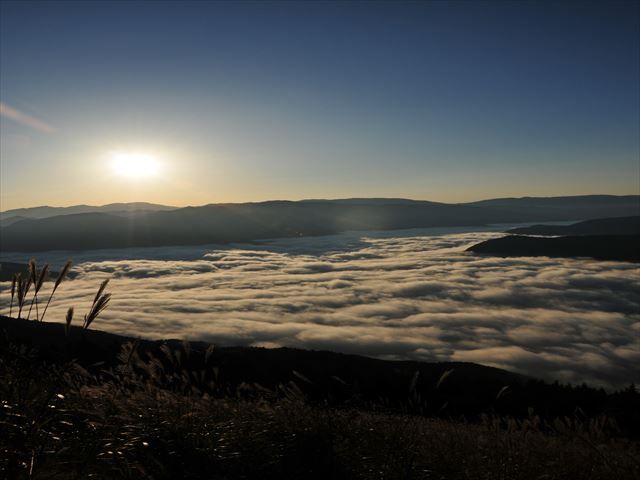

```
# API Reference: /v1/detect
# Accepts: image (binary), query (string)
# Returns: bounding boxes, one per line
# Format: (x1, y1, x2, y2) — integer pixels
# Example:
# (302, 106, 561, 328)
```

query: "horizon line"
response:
(2, 192, 639, 214)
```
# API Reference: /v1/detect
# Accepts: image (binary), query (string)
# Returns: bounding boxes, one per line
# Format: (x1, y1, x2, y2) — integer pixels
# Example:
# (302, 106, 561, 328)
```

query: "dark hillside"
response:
(2, 196, 639, 252)
(2, 315, 639, 479)
(1, 315, 638, 430)
(468, 235, 640, 263)
(507, 216, 640, 236)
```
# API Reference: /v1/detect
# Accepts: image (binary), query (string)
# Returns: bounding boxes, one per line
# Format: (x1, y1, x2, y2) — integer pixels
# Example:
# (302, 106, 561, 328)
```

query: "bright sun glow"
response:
(110, 152, 160, 178)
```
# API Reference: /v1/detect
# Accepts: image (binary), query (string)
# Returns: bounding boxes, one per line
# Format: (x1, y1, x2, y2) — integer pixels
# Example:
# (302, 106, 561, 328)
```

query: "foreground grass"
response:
(1, 341, 639, 480)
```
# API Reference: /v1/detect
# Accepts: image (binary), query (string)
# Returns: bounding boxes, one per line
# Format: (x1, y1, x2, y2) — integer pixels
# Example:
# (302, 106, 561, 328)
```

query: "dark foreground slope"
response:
(1, 315, 637, 426)
(2, 195, 638, 252)
(468, 235, 640, 262)
(2, 316, 639, 480)
(507, 216, 640, 236)
(1, 315, 523, 416)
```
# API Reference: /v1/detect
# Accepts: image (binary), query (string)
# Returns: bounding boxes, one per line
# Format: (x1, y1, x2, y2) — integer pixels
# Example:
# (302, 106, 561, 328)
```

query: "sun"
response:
(110, 152, 160, 178)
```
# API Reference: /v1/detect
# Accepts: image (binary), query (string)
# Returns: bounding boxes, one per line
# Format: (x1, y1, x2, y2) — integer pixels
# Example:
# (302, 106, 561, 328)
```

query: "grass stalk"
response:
(17, 268, 33, 319)
(83, 279, 111, 329)
(40, 260, 72, 322)
(27, 263, 49, 321)
(26, 260, 38, 320)
(64, 307, 74, 337)
(9, 273, 17, 317)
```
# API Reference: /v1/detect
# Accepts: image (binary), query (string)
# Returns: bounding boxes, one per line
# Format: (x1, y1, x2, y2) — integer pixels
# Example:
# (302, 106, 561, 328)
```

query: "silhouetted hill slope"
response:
(299, 198, 439, 205)
(2, 196, 638, 252)
(0, 202, 176, 221)
(506, 216, 640, 236)
(0, 262, 31, 281)
(0, 262, 71, 282)
(465, 195, 640, 220)
(1, 201, 498, 251)
(0, 315, 523, 417)
(0, 215, 27, 227)
(2, 315, 638, 431)
(468, 235, 640, 262)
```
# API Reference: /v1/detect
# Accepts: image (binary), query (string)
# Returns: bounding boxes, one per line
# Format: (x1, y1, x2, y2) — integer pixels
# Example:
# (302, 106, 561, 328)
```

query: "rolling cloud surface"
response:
(1, 228, 638, 388)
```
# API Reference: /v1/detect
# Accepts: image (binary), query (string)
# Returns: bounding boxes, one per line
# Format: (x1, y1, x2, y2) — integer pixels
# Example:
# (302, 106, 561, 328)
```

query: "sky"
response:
(1, 0, 639, 210)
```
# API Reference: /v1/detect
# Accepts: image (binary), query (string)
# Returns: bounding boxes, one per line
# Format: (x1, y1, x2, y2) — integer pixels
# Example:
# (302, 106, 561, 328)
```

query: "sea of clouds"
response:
(1, 226, 639, 389)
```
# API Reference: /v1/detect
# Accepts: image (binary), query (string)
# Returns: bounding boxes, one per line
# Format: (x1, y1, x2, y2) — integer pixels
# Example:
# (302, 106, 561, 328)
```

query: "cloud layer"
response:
(0, 102, 55, 133)
(2, 229, 638, 389)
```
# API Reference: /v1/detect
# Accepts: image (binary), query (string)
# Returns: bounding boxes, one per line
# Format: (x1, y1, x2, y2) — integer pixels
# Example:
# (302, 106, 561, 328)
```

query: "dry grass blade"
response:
(204, 344, 215, 365)
(182, 339, 191, 359)
(83, 293, 111, 330)
(27, 263, 50, 321)
(436, 369, 454, 390)
(331, 375, 347, 386)
(65, 307, 74, 337)
(15, 273, 24, 312)
(28, 259, 37, 284)
(93, 279, 109, 305)
(9, 273, 17, 317)
(82, 278, 111, 329)
(119, 340, 140, 367)
(54, 260, 72, 290)
(17, 268, 33, 319)
(40, 260, 72, 322)
(160, 343, 177, 365)
(409, 370, 420, 394)
(496, 385, 510, 401)
(292, 370, 312, 385)
(34, 264, 49, 320)
(35, 264, 49, 293)
(25, 259, 37, 320)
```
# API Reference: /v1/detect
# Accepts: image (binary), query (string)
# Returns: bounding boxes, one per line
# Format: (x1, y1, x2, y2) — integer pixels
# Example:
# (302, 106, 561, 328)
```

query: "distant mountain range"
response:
(0, 202, 176, 226)
(1, 195, 638, 252)
(506, 216, 640, 236)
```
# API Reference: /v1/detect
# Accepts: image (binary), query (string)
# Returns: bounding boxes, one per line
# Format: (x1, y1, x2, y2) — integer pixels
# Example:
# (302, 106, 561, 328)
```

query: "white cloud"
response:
(0, 102, 55, 133)
(1, 229, 638, 389)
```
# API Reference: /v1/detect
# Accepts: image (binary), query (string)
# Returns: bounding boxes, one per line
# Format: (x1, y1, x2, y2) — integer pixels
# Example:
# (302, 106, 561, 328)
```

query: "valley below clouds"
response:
(2, 227, 639, 389)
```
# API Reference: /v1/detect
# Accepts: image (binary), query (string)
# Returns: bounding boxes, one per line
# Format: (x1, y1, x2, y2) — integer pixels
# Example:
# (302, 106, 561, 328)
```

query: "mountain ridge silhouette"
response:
(1, 195, 638, 252)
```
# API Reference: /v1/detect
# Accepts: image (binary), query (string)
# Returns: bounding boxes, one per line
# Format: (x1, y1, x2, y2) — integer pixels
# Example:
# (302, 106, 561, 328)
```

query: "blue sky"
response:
(1, 1, 638, 209)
